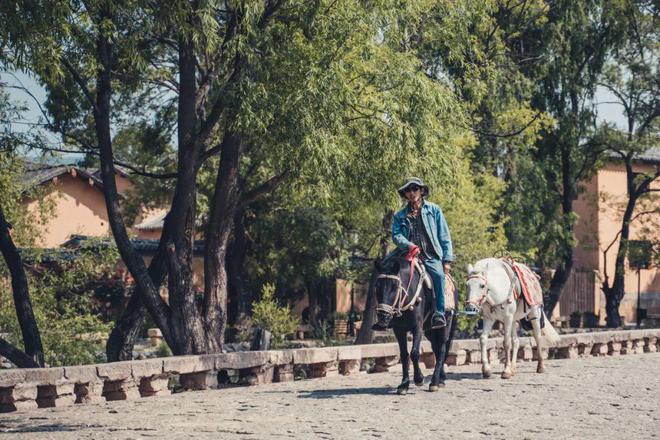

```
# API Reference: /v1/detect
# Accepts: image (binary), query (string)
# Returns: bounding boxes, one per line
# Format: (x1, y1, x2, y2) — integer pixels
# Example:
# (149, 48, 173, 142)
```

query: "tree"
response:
(2, 1, 473, 358)
(597, 0, 659, 327)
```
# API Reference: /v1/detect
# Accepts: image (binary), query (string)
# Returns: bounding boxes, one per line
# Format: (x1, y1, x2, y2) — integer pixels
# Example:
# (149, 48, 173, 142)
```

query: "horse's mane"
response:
(470, 258, 502, 276)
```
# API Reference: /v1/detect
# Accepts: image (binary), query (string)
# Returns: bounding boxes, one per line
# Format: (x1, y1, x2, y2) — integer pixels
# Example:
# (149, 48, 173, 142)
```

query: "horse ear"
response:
(467, 263, 474, 274)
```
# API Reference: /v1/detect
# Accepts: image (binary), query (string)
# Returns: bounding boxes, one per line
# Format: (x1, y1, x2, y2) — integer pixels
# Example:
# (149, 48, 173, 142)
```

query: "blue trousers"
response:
(423, 258, 445, 313)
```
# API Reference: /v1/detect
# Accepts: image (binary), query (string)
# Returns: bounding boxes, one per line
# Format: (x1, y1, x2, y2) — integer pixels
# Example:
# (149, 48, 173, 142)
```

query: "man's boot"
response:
(431, 311, 446, 329)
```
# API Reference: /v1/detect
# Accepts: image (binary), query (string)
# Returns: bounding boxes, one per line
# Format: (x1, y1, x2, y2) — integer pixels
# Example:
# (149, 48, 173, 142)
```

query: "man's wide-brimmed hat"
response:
(397, 177, 429, 197)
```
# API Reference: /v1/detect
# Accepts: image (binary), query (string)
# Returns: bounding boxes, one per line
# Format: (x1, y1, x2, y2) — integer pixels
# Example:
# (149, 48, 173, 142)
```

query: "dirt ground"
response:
(1, 352, 659, 440)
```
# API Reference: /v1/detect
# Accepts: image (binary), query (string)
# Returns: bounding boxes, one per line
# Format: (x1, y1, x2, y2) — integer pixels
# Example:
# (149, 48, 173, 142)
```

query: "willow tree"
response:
(2, 1, 482, 358)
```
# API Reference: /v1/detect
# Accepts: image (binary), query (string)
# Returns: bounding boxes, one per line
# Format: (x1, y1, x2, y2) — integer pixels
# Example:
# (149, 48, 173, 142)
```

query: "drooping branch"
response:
(240, 170, 290, 208)
(0, 336, 39, 368)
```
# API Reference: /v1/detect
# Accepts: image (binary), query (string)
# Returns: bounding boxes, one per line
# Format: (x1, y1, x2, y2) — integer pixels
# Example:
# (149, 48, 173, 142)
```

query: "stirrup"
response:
(430, 312, 446, 329)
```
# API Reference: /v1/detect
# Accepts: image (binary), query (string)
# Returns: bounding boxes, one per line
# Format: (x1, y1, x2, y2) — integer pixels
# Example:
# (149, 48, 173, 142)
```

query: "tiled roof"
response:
(62, 234, 205, 256)
(21, 163, 125, 196)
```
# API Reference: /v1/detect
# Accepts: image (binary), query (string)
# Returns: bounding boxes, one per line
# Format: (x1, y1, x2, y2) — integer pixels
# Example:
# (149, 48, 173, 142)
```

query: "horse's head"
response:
(373, 257, 408, 328)
(464, 259, 510, 314)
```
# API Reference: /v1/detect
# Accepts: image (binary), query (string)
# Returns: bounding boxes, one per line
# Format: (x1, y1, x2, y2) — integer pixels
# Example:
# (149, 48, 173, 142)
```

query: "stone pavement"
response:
(0, 353, 658, 440)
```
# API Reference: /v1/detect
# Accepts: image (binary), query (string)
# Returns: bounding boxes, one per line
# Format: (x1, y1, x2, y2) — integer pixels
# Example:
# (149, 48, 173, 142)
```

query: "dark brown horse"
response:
(373, 255, 457, 394)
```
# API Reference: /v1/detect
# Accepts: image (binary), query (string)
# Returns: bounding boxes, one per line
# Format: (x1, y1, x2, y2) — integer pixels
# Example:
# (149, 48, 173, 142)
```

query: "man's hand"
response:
(406, 245, 421, 260)
(443, 262, 451, 274)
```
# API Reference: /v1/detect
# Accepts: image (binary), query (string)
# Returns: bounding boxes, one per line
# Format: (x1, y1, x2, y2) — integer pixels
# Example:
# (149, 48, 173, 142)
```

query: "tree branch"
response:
(0, 336, 40, 368)
(61, 57, 98, 113)
(240, 170, 290, 207)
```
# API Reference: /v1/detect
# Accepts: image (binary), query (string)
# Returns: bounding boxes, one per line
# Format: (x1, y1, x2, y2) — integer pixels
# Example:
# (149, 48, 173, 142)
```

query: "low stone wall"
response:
(1, 329, 658, 413)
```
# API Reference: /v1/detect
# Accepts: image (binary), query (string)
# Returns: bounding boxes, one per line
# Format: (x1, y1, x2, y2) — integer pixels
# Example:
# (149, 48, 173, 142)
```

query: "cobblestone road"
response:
(1, 353, 659, 440)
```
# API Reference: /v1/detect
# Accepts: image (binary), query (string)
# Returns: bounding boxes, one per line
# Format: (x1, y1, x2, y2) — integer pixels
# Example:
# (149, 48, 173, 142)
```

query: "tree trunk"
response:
(0, 336, 39, 368)
(93, 15, 173, 349)
(0, 206, 44, 367)
(203, 132, 243, 352)
(227, 210, 249, 326)
(355, 210, 393, 345)
(307, 281, 320, 328)
(604, 289, 623, 328)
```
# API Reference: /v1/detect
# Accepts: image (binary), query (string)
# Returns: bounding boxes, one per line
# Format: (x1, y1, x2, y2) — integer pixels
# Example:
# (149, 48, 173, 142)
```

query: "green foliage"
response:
(0, 240, 117, 366)
(251, 284, 300, 348)
(155, 341, 172, 358)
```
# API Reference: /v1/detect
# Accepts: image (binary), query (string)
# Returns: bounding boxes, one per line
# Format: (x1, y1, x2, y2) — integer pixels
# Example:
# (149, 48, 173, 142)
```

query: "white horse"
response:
(465, 258, 560, 379)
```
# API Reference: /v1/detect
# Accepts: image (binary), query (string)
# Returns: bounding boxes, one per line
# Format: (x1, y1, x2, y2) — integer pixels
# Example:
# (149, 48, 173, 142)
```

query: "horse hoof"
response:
(429, 384, 438, 392)
(397, 387, 408, 395)
(537, 366, 545, 374)
(482, 370, 492, 379)
(501, 371, 512, 379)
(414, 375, 425, 387)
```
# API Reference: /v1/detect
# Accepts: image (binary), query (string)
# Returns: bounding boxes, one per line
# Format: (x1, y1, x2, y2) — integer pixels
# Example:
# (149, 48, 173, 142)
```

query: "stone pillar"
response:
(138, 375, 171, 397)
(73, 381, 105, 404)
(274, 364, 294, 382)
(467, 350, 482, 364)
(445, 350, 467, 366)
(590, 343, 608, 356)
(240, 365, 274, 386)
(36, 383, 76, 408)
(644, 337, 657, 353)
(339, 359, 361, 376)
(420, 352, 436, 369)
(371, 356, 398, 373)
(620, 340, 634, 355)
(102, 379, 141, 401)
(607, 341, 622, 355)
(632, 339, 645, 355)
(0, 384, 38, 412)
(517, 346, 533, 361)
(179, 371, 218, 391)
(310, 361, 339, 378)
(555, 345, 578, 359)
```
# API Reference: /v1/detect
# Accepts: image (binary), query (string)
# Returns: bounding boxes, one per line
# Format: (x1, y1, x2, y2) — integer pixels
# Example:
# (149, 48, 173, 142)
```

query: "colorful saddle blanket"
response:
(510, 261, 543, 306)
(444, 273, 457, 311)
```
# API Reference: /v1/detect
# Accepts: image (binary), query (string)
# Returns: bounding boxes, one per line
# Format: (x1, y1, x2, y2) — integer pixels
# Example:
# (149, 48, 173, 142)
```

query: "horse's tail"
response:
(541, 311, 561, 346)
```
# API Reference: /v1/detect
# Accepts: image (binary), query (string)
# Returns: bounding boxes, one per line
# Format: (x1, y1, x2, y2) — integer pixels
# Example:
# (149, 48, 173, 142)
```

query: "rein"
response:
(376, 259, 426, 317)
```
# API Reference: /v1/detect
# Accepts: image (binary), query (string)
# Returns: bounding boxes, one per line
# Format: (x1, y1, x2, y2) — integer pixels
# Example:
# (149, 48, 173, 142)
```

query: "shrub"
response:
(251, 284, 300, 348)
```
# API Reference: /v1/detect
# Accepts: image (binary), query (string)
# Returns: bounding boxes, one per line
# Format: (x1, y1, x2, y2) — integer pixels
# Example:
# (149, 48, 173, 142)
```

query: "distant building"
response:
(564, 147, 660, 325)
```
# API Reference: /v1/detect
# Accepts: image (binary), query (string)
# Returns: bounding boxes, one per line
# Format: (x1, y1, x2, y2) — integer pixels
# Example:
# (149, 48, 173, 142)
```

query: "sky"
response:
(2, 69, 631, 164)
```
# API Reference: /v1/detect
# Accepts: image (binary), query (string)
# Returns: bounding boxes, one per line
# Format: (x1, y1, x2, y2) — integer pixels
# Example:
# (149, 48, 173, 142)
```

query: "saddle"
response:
(500, 257, 543, 307)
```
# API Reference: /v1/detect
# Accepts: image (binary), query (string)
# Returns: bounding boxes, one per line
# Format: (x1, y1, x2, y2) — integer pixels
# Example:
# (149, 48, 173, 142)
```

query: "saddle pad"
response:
(511, 262, 543, 306)
(444, 273, 457, 311)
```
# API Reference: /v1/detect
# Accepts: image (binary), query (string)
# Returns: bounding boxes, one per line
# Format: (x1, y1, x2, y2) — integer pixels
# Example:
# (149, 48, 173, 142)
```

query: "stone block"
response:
(608, 341, 622, 355)
(632, 339, 645, 355)
(420, 352, 436, 369)
(102, 378, 140, 401)
(36, 383, 76, 408)
(577, 344, 591, 356)
(292, 347, 338, 365)
(74, 381, 104, 404)
(179, 371, 218, 390)
(556, 345, 578, 359)
(138, 375, 170, 397)
(240, 365, 274, 386)
(467, 350, 482, 364)
(0, 384, 38, 413)
(0, 370, 26, 387)
(644, 337, 657, 353)
(268, 350, 294, 366)
(24, 367, 64, 385)
(445, 349, 467, 366)
(215, 352, 270, 370)
(357, 343, 400, 359)
(337, 346, 361, 361)
(274, 364, 294, 382)
(163, 355, 216, 374)
(131, 359, 164, 379)
(532, 347, 548, 361)
(620, 340, 633, 354)
(310, 361, 339, 378)
(591, 343, 608, 356)
(64, 365, 99, 383)
(147, 328, 163, 347)
(339, 359, 361, 376)
(97, 361, 133, 382)
(518, 345, 533, 361)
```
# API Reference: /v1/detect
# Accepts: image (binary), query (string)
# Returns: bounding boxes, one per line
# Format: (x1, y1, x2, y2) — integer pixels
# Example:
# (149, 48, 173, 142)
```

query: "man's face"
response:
(404, 184, 422, 203)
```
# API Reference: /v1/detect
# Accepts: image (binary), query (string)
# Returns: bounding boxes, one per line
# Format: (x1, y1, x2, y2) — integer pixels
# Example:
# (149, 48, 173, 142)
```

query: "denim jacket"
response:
(392, 200, 454, 262)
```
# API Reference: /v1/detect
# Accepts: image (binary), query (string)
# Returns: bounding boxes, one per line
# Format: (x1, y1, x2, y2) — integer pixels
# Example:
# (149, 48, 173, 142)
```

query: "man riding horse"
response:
(392, 177, 454, 329)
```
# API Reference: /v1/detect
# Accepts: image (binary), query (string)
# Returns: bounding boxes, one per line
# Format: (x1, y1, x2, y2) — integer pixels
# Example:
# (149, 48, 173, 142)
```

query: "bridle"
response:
(466, 262, 517, 312)
(376, 260, 427, 318)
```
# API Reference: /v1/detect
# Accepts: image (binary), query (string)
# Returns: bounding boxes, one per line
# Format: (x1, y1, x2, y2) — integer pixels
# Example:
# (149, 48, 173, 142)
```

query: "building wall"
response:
(571, 161, 659, 324)
(25, 174, 111, 247)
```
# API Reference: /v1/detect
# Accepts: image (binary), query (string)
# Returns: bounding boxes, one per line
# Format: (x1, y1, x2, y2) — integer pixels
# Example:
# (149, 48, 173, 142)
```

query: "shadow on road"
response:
(0, 423, 101, 434)
(297, 387, 395, 398)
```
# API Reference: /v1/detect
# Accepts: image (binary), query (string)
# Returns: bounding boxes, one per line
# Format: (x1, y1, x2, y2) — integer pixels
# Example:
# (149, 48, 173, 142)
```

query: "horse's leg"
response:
(480, 317, 495, 379)
(501, 313, 514, 379)
(429, 331, 445, 392)
(393, 327, 410, 394)
(511, 321, 520, 375)
(411, 323, 424, 386)
(530, 308, 545, 373)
